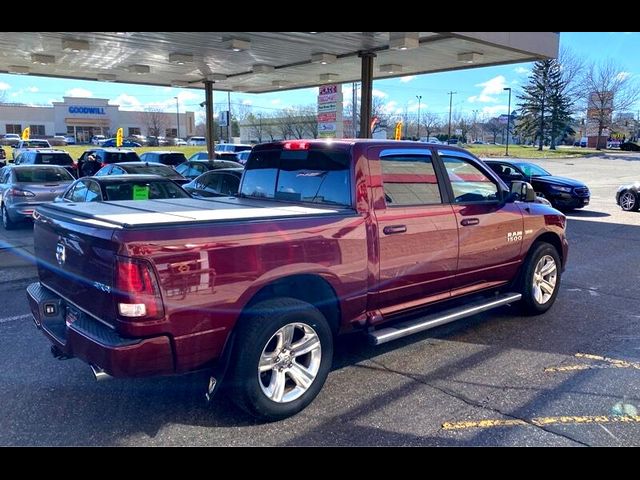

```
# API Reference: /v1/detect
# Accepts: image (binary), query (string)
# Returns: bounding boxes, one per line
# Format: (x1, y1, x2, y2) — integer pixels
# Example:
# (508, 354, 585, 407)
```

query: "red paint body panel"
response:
(29, 140, 569, 378)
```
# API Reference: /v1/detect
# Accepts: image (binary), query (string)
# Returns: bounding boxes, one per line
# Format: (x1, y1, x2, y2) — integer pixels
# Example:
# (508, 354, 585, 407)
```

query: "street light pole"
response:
(503, 87, 512, 156)
(416, 95, 422, 139)
(447, 91, 457, 142)
(174, 96, 180, 140)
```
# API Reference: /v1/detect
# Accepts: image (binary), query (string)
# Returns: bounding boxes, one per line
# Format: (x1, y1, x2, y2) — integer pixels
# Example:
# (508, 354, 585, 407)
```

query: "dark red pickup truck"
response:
(28, 140, 568, 420)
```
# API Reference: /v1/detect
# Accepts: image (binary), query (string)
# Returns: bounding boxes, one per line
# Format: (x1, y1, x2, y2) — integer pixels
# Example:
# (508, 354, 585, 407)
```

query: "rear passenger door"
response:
(369, 147, 458, 316)
(437, 150, 523, 294)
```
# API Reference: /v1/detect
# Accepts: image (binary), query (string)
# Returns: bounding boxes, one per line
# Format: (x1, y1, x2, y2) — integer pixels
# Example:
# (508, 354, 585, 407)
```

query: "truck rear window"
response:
(37, 153, 73, 165)
(240, 148, 351, 206)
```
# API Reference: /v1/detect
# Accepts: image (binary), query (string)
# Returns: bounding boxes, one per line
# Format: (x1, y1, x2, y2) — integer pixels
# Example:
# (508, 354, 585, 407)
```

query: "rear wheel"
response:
(1, 204, 15, 230)
(518, 242, 561, 315)
(228, 297, 333, 421)
(619, 191, 639, 211)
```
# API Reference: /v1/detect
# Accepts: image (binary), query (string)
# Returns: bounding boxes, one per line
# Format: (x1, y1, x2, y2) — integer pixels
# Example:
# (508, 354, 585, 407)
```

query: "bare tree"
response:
(344, 96, 388, 136)
(581, 59, 640, 150)
(421, 112, 441, 140)
(275, 108, 295, 139)
(485, 118, 504, 144)
(454, 113, 472, 143)
(138, 107, 169, 143)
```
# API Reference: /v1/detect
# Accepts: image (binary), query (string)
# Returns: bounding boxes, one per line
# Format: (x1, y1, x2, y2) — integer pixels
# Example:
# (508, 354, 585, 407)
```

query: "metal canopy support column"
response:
(204, 80, 215, 158)
(358, 51, 376, 139)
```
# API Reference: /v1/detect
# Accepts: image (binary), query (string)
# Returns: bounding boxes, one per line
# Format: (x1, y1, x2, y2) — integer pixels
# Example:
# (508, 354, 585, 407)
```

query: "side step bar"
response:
(368, 292, 522, 345)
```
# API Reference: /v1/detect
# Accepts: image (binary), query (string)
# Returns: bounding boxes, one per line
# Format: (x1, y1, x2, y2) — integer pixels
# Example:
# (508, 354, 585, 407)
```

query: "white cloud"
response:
(110, 94, 142, 111)
(10, 90, 23, 98)
(372, 88, 388, 98)
(381, 100, 398, 115)
(482, 105, 509, 116)
(27, 86, 39, 93)
(399, 76, 416, 83)
(270, 99, 282, 105)
(65, 87, 93, 98)
(407, 102, 427, 113)
(617, 71, 631, 81)
(468, 75, 508, 103)
(514, 67, 530, 75)
(0, 82, 10, 91)
(242, 99, 253, 105)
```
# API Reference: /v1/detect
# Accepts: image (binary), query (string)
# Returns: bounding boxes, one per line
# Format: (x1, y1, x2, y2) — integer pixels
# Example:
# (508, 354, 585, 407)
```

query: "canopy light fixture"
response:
(379, 64, 403, 74)
(311, 52, 337, 65)
(97, 73, 117, 82)
(272, 80, 291, 89)
(457, 52, 483, 64)
(168, 53, 193, 65)
(128, 64, 150, 74)
(8, 65, 29, 75)
(389, 32, 419, 50)
(223, 38, 250, 52)
(31, 53, 55, 65)
(62, 39, 90, 52)
(253, 64, 275, 74)
(319, 73, 339, 82)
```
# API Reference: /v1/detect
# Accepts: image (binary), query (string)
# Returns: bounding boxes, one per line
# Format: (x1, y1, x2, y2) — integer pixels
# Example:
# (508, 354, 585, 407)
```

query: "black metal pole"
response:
(358, 52, 376, 138)
(204, 80, 215, 158)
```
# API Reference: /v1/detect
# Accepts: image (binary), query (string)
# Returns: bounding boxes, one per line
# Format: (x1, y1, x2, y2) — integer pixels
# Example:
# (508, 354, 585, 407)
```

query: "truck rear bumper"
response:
(27, 282, 174, 378)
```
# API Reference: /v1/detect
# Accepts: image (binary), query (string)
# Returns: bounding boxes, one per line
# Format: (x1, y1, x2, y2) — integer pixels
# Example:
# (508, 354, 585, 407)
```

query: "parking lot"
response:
(1, 152, 640, 446)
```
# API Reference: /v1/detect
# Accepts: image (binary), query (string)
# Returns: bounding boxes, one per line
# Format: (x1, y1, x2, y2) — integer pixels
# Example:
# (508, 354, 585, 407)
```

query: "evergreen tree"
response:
(547, 60, 574, 149)
(516, 60, 553, 151)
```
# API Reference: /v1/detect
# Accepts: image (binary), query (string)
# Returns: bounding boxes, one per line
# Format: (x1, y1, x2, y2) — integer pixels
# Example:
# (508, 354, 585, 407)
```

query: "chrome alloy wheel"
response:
(258, 322, 322, 403)
(532, 254, 557, 304)
(620, 191, 636, 211)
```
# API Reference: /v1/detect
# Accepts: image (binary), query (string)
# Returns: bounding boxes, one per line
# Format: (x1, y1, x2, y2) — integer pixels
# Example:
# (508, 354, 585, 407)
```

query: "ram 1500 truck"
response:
(28, 140, 568, 420)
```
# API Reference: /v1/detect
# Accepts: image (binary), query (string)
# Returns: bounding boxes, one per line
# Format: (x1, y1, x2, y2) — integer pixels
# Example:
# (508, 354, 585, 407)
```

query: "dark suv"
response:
(79, 148, 140, 166)
(14, 149, 76, 177)
(139, 151, 187, 168)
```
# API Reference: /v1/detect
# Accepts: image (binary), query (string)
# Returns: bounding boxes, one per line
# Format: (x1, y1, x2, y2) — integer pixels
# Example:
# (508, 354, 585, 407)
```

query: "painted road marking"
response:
(545, 352, 640, 373)
(0, 313, 32, 324)
(443, 415, 640, 431)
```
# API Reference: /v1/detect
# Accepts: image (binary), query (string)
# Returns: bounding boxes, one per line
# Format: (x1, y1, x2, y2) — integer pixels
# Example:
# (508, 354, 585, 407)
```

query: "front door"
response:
(437, 150, 523, 295)
(370, 147, 458, 316)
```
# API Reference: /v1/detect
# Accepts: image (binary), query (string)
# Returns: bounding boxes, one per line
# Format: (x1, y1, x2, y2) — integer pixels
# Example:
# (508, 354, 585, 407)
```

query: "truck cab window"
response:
(440, 155, 499, 203)
(380, 154, 442, 206)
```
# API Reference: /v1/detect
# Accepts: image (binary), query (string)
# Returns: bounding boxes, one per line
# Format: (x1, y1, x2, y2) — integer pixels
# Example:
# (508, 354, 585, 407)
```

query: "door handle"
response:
(383, 225, 407, 235)
(460, 218, 480, 226)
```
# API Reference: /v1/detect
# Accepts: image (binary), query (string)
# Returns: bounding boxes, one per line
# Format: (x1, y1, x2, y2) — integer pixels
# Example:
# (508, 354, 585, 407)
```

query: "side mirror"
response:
(510, 180, 537, 202)
(53, 196, 64, 203)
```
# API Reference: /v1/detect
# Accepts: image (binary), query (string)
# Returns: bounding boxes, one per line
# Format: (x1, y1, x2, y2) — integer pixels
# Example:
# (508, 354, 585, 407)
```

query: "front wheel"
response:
(518, 242, 561, 315)
(228, 297, 333, 421)
(619, 191, 639, 211)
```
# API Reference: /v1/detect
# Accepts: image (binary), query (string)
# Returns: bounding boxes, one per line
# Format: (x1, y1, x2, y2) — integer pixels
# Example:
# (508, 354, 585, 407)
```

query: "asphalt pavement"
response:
(1, 152, 640, 446)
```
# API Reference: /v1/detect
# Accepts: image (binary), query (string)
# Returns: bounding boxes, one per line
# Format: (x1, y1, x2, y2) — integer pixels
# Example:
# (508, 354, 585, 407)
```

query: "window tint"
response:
(175, 164, 188, 175)
(104, 151, 140, 163)
(241, 148, 351, 206)
(95, 165, 111, 176)
(36, 153, 73, 166)
(219, 174, 240, 195)
(159, 153, 187, 166)
(380, 154, 442, 206)
(69, 182, 88, 202)
(85, 181, 102, 202)
(105, 181, 189, 200)
(14, 167, 73, 183)
(441, 156, 498, 203)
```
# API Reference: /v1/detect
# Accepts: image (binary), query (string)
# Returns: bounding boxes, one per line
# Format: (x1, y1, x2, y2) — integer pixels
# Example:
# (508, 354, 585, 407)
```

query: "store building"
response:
(0, 97, 195, 143)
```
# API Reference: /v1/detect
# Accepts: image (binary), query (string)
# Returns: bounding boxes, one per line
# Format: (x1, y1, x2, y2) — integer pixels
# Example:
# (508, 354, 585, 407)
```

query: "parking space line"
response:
(545, 352, 640, 373)
(442, 415, 640, 431)
(0, 313, 32, 324)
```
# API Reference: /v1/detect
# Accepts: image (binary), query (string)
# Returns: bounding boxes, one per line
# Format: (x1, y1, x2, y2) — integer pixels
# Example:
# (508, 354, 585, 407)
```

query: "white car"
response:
(174, 138, 187, 146)
(187, 136, 206, 146)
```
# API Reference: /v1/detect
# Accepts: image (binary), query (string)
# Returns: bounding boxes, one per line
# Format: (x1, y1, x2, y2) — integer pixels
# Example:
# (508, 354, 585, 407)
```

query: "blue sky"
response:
(0, 32, 637, 123)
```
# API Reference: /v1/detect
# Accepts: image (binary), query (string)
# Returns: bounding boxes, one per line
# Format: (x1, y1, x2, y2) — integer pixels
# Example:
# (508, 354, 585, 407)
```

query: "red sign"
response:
(317, 112, 337, 122)
(319, 84, 338, 95)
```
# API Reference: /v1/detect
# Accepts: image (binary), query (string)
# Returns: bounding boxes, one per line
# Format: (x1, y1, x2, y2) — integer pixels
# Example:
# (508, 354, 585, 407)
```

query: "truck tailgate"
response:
(33, 209, 121, 326)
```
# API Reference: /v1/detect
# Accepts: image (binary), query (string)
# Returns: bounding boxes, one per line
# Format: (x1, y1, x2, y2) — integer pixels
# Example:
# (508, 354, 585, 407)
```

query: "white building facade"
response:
(0, 97, 195, 143)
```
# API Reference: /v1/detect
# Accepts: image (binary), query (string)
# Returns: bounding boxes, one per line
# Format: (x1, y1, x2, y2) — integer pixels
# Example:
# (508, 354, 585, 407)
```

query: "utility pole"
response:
(447, 91, 457, 142)
(416, 95, 422, 139)
(503, 87, 512, 155)
(174, 96, 180, 140)
(472, 109, 479, 141)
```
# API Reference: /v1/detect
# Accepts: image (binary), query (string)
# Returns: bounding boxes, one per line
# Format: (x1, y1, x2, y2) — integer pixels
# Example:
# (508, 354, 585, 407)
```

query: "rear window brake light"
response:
(283, 141, 310, 150)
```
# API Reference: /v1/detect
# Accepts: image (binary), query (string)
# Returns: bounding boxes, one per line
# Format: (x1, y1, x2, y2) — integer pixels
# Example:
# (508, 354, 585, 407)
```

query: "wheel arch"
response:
(530, 231, 564, 266)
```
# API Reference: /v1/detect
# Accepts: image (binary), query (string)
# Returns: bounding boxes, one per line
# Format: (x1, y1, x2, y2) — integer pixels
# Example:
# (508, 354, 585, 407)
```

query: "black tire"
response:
(1, 204, 15, 230)
(228, 297, 333, 421)
(518, 242, 562, 315)
(619, 190, 639, 212)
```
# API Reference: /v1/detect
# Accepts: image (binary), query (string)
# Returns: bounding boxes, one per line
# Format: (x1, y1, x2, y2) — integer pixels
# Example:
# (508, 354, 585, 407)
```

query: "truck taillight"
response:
(115, 257, 164, 320)
(283, 141, 310, 150)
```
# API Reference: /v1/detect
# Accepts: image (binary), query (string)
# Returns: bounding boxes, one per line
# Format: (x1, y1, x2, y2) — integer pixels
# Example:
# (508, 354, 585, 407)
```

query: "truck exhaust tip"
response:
(90, 364, 112, 382)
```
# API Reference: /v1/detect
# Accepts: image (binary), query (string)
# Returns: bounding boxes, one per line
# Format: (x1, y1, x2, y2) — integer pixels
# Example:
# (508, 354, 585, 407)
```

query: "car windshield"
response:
(104, 180, 190, 200)
(15, 167, 73, 182)
(514, 162, 551, 177)
(240, 147, 351, 206)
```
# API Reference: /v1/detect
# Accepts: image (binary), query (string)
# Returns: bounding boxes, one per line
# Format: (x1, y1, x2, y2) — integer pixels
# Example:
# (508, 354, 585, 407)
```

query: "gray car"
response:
(0, 165, 74, 229)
